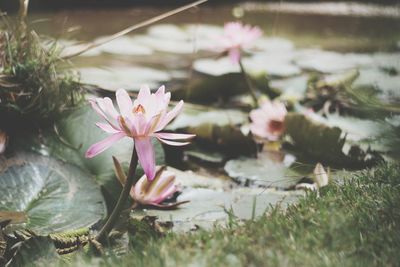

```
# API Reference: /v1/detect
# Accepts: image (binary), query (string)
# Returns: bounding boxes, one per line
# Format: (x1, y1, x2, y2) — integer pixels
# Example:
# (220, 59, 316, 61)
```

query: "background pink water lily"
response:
(215, 21, 262, 64)
(250, 100, 287, 141)
(86, 85, 195, 180)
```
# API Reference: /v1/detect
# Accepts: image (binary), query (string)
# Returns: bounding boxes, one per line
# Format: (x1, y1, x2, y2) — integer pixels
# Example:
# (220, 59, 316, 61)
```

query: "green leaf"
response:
(0, 153, 106, 234)
(132, 167, 301, 232)
(285, 113, 382, 168)
(6, 236, 59, 267)
(167, 104, 256, 157)
(224, 151, 302, 188)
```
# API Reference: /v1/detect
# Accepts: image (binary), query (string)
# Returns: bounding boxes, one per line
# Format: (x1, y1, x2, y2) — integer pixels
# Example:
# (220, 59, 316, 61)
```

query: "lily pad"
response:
(194, 56, 300, 78)
(167, 104, 256, 156)
(0, 153, 106, 234)
(243, 53, 301, 77)
(6, 236, 59, 267)
(19, 105, 165, 208)
(168, 104, 247, 130)
(285, 113, 382, 168)
(295, 49, 372, 73)
(169, 166, 229, 190)
(79, 66, 171, 91)
(353, 68, 400, 101)
(193, 58, 240, 76)
(132, 176, 301, 232)
(224, 152, 299, 188)
(270, 75, 309, 101)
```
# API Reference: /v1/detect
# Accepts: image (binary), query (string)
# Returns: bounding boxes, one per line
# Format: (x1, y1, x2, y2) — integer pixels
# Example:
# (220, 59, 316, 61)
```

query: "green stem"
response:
(238, 59, 259, 107)
(96, 147, 138, 242)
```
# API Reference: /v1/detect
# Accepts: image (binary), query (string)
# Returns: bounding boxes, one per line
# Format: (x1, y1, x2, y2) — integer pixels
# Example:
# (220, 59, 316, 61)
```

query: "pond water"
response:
(28, 3, 400, 92)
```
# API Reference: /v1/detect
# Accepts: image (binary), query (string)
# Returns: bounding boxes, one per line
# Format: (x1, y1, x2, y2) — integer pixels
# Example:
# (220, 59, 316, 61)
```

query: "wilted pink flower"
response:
(0, 130, 7, 154)
(250, 100, 287, 141)
(86, 85, 195, 180)
(215, 22, 262, 64)
(130, 167, 186, 208)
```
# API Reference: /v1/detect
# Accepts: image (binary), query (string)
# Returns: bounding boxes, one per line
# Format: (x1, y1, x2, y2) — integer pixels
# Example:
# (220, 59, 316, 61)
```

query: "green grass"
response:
(0, 17, 83, 129)
(69, 163, 400, 267)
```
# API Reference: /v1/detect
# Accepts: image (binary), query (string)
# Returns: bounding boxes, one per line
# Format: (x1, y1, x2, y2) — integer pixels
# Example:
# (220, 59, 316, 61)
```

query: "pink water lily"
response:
(130, 166, 187, 209)
(250, 100, 287, 141)
(85, 85, 195, 180)
(216, 21, 262, 64)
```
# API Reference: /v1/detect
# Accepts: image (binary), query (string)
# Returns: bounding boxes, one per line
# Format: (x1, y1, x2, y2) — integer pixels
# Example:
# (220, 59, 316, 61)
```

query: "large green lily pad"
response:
(285, 113, 382, 168)
(0, 153, 106, 234)
(224, 152, 300, 188)
(132, 169, 301, 232)
(6, 236, 59, 267)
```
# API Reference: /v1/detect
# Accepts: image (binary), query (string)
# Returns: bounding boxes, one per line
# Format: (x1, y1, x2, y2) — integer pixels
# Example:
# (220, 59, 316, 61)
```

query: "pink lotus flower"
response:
(130, 166, 187, 208)
(0, 130, 7, 154)
(216, 22, 262, 64)
(250, 100, 287, 141)
(85, 85, 195, 180)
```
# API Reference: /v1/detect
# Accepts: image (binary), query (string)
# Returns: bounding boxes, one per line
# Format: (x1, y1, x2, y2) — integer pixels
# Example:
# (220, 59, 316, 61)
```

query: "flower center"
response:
(133, 104, 145, 114)
(268, 120, 284, 134)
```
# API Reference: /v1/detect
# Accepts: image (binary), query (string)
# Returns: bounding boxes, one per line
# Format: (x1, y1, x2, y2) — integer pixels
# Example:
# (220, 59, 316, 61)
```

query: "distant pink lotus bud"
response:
(215, 21, 262, 64)
(250, 100, 287, 141)
(0, 130, 7, 154)
(85, 86, 195, 181)
(131, 167, 187, 209)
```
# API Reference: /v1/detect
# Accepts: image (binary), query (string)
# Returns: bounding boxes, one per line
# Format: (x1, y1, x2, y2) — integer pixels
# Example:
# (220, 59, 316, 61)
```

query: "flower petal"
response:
(157, 138, 191, 146)
(85, 132, 126, 158)
(152, 184, 177, 204)
(137, 85, 151, 103)
(155, 85, 165, 96)
(116, 89, 133, 118)
(228, 48, 241, 64)
(135, 137, 156, 181)
(96, 122, 121, 134)
(154, 132, 195, 140)
(155, 100, 184, 131)
(89, 99, 119, 129)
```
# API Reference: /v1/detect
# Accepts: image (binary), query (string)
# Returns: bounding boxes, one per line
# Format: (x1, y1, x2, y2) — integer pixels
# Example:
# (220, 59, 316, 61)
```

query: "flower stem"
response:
(238, 59, 258, 107)
(96, 147, 138, 242)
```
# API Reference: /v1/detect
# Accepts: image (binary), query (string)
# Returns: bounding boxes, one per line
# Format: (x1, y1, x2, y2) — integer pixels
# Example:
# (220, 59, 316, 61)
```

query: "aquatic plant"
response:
(86, 86, 195, 180)
(214, 21, 262, 106)
(249, 100, 287, 141)
(87, 86, 193, 242)
(215, 22, 262, 64)
(0, 17, 83, 127)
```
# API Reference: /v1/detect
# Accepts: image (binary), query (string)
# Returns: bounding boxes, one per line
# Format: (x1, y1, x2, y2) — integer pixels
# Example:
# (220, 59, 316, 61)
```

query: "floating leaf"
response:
(78, 67, 171, 92)
(6, 236, 59, 267)
(132, 169, 301, 232)
(0, 153, 106, 234)
(295, 49, 372, 73)
(285, 113, 382, 168)
(224, 151, 300, 188)
(270, 75, 309, 101)
(167, 104, 256, 157)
